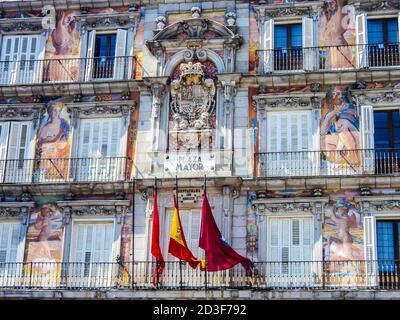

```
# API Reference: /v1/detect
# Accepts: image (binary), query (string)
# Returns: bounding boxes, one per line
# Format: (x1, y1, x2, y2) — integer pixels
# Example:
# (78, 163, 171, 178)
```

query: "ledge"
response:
(0, 288, 400, 300)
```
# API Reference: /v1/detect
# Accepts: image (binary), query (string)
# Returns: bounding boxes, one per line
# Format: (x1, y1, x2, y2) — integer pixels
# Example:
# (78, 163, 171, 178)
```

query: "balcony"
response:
(0, 56, 137, 85)
(0, 157, 131, 184)
(256, 43, 400, 74)
(0, 260, 398, 291)
(255, 149, 400, 178)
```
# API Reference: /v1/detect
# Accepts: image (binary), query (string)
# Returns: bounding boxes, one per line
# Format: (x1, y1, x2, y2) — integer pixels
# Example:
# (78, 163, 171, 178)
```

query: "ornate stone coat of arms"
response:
(170, 62, 216, 130)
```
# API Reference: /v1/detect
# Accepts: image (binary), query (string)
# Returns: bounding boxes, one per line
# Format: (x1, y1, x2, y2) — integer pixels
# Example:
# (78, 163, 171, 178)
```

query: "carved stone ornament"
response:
(252, 94, 323, 111)
(0, 208, 20, 217)
(1, 21, 43, 33)
(155, 16, 167, 31)
(225, 12, 237, 27)
(373, 201, 400, 211)
(359, 0, 400, 11)
(170, 62, 216, 130)
(264, 202, 313, 213)
(357, 91, 400, 105)
(0, 105, 44, 129)
(73, 205, 117, 216)
(254, 6, 311, 22)
(191, 7, 202, 18)
(67, 101, 136, 121)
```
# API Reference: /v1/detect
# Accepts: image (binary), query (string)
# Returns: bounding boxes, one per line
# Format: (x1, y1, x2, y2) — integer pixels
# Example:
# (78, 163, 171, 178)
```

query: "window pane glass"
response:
(291, 24, 302, 47)
(387, 19, 398, 44)
(368, 20, 384, 44)
(274, 26, 288, 49)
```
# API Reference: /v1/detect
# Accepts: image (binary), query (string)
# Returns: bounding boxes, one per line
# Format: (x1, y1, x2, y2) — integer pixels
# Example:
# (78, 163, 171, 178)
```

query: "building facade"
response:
(0, 0, 399, 299)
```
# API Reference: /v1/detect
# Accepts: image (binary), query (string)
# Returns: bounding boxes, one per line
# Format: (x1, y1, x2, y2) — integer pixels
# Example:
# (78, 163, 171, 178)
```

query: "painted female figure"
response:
(321, 88, 360, 172)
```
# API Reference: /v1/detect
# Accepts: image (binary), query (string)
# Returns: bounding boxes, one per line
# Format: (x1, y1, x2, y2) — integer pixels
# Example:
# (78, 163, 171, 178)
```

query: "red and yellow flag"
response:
(168, 195, 205, 270)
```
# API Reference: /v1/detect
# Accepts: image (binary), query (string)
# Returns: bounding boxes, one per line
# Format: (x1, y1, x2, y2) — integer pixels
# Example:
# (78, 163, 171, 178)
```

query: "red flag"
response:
(168, 195, 205, 270)
(199, 192, 253, 272)
(151, 186, 165, 283)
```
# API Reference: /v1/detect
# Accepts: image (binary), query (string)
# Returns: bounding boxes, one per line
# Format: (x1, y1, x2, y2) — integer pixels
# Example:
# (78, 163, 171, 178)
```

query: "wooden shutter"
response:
(113, 29, 127, 80)
(356, 13, 368, 68)
(8, 122, 29, 160)
(398, 12, 400, 44)
(79, 119, 121, 158)
(34, 33, 46, 83)
(302, 17, 315, 71)
(0, 223, 19, 264)
(0, 122, 10, 183)
(85, 30, 96, 81)
(264, 19, 274, 73)
(73, 223, 114, 263)
(267, 111, 311, 175)
(360, 105, 375, 173)
(364, 215, 377, 287)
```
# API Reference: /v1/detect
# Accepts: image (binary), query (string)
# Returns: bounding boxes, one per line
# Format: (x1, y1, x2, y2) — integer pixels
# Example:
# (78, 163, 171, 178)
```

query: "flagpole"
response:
(175, 175, 183, 290)
(204, 174, 208, 291)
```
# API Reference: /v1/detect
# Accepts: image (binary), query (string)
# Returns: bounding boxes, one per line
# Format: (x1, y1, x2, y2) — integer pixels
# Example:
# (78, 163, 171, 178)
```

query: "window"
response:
(164, 209, 203, 261)
(0, 121, 32, 183)
(367, 19, 400, 67)
(70, 222, 115, 286)
(266, 111, 313, 176)
(274, 24, 303, 71)
(77, 118, 123, 181)
(376, 221, 400, 287)
(93, 34, 117, 79)
(85, 29, 127, 80)
(0, 222, 19, 265)
(267, 217, 314, 287)
(373, 110, 400, 174)
(0, 35, 40, 84)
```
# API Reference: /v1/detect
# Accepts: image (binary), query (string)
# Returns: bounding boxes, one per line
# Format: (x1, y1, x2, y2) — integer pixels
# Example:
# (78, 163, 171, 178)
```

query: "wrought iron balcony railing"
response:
(256, 43, 400, 73)
(0, 260, 398, 290)
(255, 148, 400, 178)
(0, 56, 137, 85)
(0, 157, 131, 184)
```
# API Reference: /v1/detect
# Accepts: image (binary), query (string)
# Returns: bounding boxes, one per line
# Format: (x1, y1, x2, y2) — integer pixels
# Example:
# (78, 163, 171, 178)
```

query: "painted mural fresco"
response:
(319, 0, 356, 69)
(323, 191, 364, 286)
(44, 10, 81, 82)
(246, 192, 258, 261)
(320, 86, 361, 174)
(132, 9, 145, 79)
(24, 197, 64, 264)
(35, 99, 72, 182)
(249, 7, 259, 73)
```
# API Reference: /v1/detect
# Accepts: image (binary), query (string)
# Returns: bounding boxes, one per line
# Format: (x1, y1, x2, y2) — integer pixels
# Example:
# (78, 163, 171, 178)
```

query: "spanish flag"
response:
(168, 195, 205, 270)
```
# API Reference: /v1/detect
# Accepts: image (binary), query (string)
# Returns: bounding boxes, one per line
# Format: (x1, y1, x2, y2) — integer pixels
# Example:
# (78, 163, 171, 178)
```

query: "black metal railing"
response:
(0, 56, 137, 85)
(0, 260, 399, 290)
(0, 157, 131, 184)
(256, 148, 400, 178)
(256, 43, 400, 73)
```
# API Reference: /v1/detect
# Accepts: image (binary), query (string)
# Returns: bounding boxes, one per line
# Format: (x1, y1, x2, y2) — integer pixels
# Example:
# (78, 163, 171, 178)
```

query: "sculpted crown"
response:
(179, 62, 204, 78)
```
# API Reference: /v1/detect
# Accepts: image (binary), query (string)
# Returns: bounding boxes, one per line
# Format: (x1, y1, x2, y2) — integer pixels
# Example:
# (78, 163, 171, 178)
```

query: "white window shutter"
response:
(113, 29, 127, 80)
(85, 30, 96, 81)
(0, 123, 9, 183)
(363, 215, 377, 287)
(398, 12, 400, 44)
(356, 13, 368, 69)
(190, 211, 202, 259)
(0, 223, 19, 264)
(264, 19, 274, 73)
(34, 33, 46, 83)
(360, 105, 375, 173)
(302, 17, 315, 71)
